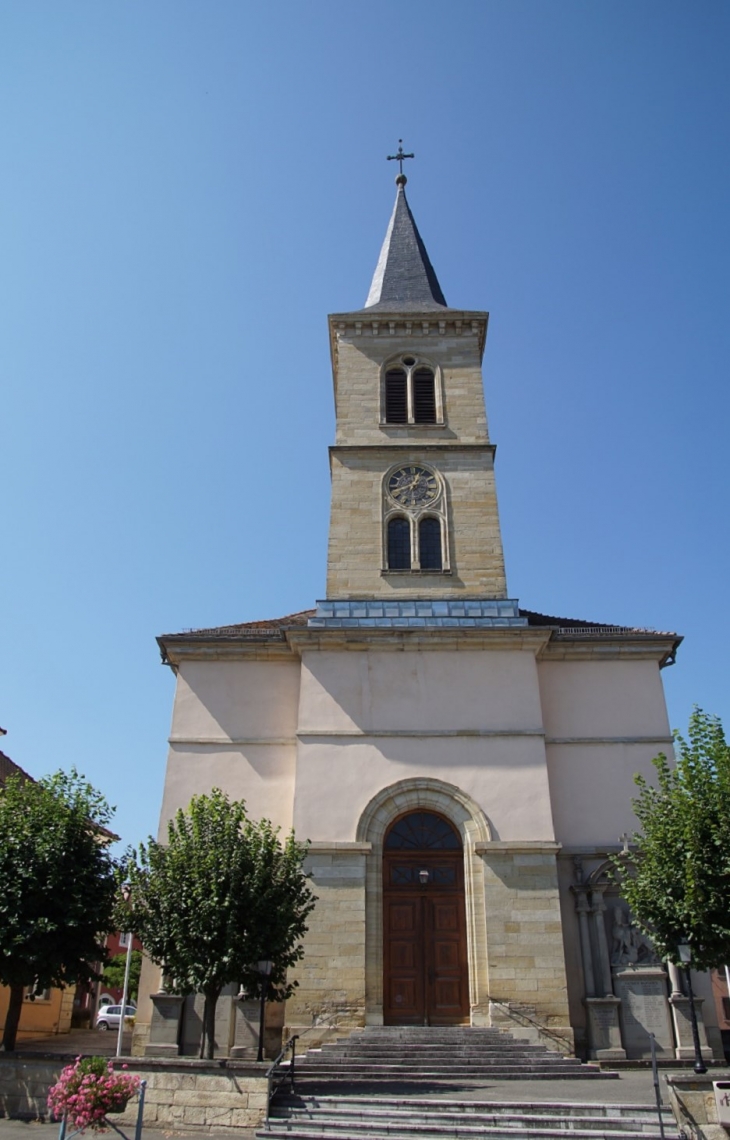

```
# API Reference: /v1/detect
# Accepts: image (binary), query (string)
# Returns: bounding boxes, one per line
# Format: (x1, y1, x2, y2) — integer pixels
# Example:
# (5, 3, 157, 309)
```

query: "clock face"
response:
(388, 466, 439, 508)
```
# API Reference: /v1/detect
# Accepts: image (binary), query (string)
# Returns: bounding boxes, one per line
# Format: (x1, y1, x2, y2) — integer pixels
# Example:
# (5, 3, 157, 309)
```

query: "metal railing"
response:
(264, 1034, 299, 1131)
(487, 996, 572, 1054)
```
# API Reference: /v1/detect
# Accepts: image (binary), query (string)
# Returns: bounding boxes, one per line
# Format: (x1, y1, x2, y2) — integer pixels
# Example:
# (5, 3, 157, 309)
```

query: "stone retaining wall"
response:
(666, 1073, 730, 1140)
(0, 1055, 270, 1133)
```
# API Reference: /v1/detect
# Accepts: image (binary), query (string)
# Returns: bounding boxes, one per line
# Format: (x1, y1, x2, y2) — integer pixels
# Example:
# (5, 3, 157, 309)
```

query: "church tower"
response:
(318, 171, 522, 624)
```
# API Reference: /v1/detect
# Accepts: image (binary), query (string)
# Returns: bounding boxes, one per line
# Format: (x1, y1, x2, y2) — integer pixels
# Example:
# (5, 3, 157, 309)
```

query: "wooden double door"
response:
(383, 823, 469, 1025)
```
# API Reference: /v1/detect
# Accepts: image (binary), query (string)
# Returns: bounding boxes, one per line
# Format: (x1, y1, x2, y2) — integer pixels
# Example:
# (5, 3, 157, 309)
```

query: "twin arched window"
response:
(387, 516, 443, 571)
(384, 357, 439, 425)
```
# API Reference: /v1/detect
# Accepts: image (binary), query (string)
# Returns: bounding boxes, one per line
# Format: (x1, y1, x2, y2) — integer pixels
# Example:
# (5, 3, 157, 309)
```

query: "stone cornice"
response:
(158, 640, 296, 668)
(158, 625, 679, 667)
(328, 309, 489, 371)
(329, 443, 496, 457)
(285, 626, 552, 655)
(475, 840, 561, 854)
(307, 842, 372, 855)
(539, 633, 681, 667)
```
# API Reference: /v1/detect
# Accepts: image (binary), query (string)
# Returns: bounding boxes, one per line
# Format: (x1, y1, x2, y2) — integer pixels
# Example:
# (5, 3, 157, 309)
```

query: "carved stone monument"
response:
(584, 996, 625, 1060)
(613, 967, 674, 1058)
(146, 992, 184, 1056)
(230, 995, 261, 1059)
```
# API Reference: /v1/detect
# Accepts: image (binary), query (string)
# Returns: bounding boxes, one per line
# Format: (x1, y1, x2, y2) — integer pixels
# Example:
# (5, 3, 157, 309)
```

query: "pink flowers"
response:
(48, 1056, 141, 1132)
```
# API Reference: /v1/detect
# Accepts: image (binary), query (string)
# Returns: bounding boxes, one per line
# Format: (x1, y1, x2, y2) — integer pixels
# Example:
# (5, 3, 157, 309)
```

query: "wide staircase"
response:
(260, 1094, 674, 1140)
(257, 1027, 677, 1139)
(285, 1025, 612, 1082)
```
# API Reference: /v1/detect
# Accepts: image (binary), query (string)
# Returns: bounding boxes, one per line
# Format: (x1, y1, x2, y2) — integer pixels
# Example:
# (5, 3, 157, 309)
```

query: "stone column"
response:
(589, 887, 613, 998)
(572, 887, 596, 997)
(669, 986, 713, 1062)
(667, 961, 683, 997)
(575, 886, 625, 1059)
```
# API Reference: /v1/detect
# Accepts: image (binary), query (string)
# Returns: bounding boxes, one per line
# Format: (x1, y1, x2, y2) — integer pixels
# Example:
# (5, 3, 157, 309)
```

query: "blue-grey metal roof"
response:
(364, 179, 447, 311)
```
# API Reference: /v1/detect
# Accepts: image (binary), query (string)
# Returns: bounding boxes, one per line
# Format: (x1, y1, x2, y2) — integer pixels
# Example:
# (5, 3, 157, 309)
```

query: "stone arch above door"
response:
(356, 777, 493, 847)
(356, 778, 492, 1026)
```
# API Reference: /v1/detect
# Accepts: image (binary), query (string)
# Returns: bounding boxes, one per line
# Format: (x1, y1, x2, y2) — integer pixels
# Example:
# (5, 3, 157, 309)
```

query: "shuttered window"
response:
(385, 369, 408, 423)
(419, 517, 442, 570)
(387, 517, 411, 569)
(413, 367, 436, 423)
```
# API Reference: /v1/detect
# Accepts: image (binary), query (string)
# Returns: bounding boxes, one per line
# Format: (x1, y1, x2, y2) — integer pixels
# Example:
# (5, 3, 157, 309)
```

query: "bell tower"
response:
(317, 170, 522, 626)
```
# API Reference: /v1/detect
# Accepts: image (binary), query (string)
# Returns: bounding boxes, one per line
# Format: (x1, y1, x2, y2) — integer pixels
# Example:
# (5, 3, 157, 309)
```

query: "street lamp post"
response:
(677, 941, 707, 1074)
(256, 960, 273, 1063)
(116, 884, 134, 1059)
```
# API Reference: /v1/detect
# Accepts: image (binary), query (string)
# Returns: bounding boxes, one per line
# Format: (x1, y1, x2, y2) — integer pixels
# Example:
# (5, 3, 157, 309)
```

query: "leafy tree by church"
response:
(618, 708, 730, 970)
(0, 770, 119, 1051)
(102, 950, 142, 1002)
(121, 789, 316, 1059)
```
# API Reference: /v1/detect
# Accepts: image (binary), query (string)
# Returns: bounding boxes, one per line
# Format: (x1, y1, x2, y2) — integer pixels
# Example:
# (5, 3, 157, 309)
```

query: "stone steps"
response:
(259, 1096, 676, 1140)
(288, 1025, 608, 1082)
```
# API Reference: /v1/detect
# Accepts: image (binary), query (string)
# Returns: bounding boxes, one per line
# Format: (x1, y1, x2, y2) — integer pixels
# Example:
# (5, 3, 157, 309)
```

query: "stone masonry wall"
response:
(479, 845, 574, 1052)
(0, 1056, 269, 1133)
(327, 447, 506, 598)
(284, 845, 368, 1045)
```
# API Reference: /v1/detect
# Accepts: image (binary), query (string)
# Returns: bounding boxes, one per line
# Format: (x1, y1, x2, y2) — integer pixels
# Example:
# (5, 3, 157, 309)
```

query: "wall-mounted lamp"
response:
(419, 869, 429, 886)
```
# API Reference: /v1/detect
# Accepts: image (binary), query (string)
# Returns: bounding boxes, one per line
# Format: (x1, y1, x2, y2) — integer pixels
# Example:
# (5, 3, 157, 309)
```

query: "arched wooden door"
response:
(383, 810, 469, 1026)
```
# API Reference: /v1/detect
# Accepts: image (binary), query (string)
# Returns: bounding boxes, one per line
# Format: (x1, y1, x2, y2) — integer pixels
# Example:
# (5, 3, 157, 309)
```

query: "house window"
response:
(419, 517, 443, 570)
(387, 517, 411, 569)
(24, 985, 52, 1002)
(382, 357, 442, 425)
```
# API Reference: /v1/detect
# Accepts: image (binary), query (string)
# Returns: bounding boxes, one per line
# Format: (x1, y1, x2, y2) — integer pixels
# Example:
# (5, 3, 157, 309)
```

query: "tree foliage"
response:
(122, 790, 316, 1059)
(617, 708, 730, 970)
(102, 950, 142, 1001)
(0, 770, 118, 1050)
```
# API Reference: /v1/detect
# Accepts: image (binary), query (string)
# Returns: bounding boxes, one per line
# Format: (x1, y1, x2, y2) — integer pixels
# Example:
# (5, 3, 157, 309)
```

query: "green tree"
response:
(102, 950, 142, 1002)
(122, 790, 316, 1059)
(0, 770, 118, 1050)
(617, 708, 730, 969)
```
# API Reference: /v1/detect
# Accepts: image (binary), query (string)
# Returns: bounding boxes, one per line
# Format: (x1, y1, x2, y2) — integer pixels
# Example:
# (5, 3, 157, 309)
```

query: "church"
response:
(136, 167, 720, 1064)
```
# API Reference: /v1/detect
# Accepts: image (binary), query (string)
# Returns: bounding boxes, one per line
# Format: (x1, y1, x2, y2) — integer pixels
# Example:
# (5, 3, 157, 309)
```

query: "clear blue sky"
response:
(2, 1, 728, 850)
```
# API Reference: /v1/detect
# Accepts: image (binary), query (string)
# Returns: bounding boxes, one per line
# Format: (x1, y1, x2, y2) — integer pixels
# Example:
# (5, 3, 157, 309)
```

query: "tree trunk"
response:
(199, 989, 220, 1060)
(2, 984, 25, 1051)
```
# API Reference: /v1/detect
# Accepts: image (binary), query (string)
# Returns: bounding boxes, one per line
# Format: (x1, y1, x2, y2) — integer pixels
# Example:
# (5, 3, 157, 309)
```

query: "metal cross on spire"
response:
(387, 140, 414, 176)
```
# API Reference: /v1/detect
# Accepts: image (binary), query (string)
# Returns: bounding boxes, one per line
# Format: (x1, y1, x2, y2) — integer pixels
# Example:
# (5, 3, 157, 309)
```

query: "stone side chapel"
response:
(135, 172, 720, 1063)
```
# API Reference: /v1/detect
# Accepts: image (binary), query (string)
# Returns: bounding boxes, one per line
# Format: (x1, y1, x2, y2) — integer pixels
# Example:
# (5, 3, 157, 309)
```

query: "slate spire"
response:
(364, 175, 448, 311)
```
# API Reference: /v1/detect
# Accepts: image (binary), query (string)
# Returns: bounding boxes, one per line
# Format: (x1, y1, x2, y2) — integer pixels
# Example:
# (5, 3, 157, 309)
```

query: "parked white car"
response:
(95, 1004, 137, 1030)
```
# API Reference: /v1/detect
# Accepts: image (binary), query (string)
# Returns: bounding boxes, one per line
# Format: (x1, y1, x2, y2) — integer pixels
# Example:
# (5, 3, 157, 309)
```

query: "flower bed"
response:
(48, 1057, 141, 1132)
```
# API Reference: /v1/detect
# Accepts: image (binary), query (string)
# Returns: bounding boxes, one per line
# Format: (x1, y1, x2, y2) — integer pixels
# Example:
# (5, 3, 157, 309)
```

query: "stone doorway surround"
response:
(356, 777, 492, 1026)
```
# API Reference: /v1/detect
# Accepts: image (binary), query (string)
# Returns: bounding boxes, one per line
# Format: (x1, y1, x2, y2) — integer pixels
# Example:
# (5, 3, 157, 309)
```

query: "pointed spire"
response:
(364, 176, 447, 311)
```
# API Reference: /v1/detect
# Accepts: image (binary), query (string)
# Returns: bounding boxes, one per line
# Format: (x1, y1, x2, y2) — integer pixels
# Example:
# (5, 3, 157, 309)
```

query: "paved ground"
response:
(12, 1031, 133, 1058)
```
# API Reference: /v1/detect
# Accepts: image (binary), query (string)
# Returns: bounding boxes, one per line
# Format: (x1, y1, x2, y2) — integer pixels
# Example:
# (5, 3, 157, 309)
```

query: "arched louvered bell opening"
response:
(419, 516, 442, 570)
(387, 517, 411, 569)
(412, 367, 436, 423)
(385, 369, 408, 423)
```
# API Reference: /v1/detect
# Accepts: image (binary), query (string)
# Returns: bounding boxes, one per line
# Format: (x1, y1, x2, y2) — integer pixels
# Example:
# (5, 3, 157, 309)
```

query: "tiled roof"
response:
(520, 609, 678, 636)
(160, 607, 677, 641)
(0, 750, 33, 785)
(363, 181, 448, 312)
(159, 609, 315, 643)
